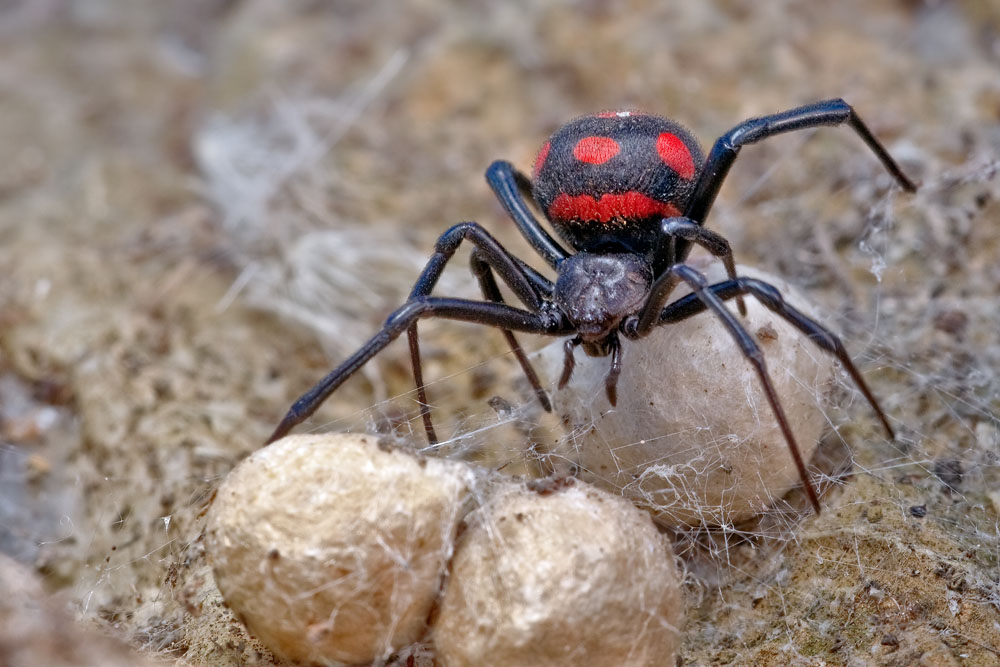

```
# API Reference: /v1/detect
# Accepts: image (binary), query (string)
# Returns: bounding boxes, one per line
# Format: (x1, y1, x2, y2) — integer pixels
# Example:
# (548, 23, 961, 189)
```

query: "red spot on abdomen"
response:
(533, 141, 551, 177)
(656, 132, 696, 179)
(549, 191, 681, 224)
(572, 136, 621, 165)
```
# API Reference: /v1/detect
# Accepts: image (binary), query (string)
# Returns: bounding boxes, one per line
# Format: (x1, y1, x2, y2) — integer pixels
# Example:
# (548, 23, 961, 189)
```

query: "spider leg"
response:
(402, 222, 549, 444)
(634, 262, 685, 337)
(659, 277, 894, 440)
(407, 222, 544, 308)
(653, 216, 746, 315)
(641, 263, 823, 514)
(512, 254, 555, 299)
(470, 250, 553, 413)
(267, 297, 568, 444)
(406, 327, 437, 443)
(487, 160, 571, 269)
(683, 99, 918, 238)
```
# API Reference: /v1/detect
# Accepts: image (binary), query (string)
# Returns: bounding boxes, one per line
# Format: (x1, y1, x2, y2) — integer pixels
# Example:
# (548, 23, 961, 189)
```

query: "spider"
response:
(267, 99, 917, 514)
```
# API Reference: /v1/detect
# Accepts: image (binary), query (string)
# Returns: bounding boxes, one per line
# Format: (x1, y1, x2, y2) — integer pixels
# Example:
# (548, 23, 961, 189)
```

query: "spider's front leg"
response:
(631, 217, 743, 339)
(658, 275, 894, 439)
(651, 216, 746, 317)
(404, 222, 552, 444)
(267, 296, 568, 445)
(268, 221, 560, 446)
(628, 262, 823, 513)
(638, 270, 898, 514)
(469, 251, 553, 413)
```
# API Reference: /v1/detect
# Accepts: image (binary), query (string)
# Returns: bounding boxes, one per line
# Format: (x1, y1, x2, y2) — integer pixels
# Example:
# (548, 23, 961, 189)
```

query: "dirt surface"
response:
(1, 1, 998, 665)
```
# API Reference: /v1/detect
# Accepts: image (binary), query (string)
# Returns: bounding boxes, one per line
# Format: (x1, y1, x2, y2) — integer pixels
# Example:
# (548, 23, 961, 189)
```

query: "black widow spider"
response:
(267, 99, 917, 514)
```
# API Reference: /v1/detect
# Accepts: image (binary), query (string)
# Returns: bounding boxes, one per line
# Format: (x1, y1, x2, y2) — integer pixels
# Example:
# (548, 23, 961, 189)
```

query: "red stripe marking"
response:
(656, 132, 695, 179)
(572, 136, 621, 165)
(549, 191, 681, 224)
(533, 140, 551, 177)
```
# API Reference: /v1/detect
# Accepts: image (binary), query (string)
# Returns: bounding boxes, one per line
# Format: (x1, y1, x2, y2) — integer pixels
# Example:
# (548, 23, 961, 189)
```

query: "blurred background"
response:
(1, 1, 998, 664)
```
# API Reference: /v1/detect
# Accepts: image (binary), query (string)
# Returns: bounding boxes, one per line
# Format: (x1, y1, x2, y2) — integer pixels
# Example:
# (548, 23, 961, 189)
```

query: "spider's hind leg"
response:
(685, 98, 917, 226)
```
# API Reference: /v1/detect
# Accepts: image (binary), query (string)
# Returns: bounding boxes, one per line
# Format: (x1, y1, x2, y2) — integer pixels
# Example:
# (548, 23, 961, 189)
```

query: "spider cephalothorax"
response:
(269, 99, 917, 514)
(553, 252, 652, 340)
(532, 111, 704, 255)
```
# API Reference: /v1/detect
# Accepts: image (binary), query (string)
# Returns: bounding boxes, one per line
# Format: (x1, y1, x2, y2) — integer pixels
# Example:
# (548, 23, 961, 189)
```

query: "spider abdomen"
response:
(532, 111, 704, 256)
